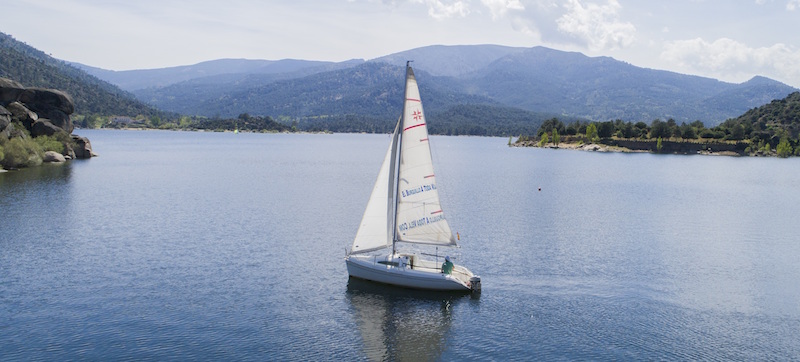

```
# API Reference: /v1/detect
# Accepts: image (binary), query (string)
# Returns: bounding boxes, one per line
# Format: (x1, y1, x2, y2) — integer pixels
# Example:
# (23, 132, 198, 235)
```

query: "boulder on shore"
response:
(43, 151, 66, 163)
(72, 135, 96, 158)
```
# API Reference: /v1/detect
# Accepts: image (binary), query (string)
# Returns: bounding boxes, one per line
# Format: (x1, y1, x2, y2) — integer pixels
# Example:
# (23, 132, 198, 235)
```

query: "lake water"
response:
(2, 129, 799, 360)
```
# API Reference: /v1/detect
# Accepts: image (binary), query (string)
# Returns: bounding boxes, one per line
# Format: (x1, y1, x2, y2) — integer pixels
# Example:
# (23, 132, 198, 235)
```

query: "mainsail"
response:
(350, 64, 456, 254)
(394, 66, 457, 246)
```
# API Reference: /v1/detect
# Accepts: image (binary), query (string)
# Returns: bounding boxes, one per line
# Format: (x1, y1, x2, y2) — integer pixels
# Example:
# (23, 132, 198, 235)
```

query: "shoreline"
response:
(512, 140, 753, 157)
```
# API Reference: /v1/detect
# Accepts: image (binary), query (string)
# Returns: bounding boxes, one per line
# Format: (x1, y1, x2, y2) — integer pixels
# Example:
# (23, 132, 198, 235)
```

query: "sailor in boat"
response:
(441, 256, 454, 274)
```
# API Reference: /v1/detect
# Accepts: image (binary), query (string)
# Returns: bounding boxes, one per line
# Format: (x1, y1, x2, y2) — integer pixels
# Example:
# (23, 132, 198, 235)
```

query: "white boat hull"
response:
(346, 254, 478, 292)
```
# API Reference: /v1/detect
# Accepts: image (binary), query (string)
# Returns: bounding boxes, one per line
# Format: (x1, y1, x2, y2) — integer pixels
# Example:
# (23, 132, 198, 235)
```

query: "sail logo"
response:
(398, 214, 446, 232)
(401, 183, 436, 198)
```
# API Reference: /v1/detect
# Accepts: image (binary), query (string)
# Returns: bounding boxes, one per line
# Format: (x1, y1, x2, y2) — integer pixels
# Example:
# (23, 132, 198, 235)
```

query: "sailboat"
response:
(345, 63, 481, 292)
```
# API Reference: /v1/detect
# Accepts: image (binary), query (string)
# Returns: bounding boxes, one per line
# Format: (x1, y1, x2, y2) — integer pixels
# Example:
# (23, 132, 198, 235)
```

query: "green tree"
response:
(597, 121, 615, 138)
(619, 121, 635, 138)
(565, 121, 580, 135)
(650, 119, 669, 139)
(700, 129, 716, 138)
(777, 136, 793, 158)
(666, 118, 679, 138)
(538, 118, 565, 137)
(538, 132, 549, 147)
(552, 128, 560, 147)
(149, 115, 162, 128)
(679, 122, 696, 139)
(656, 137, 663, 153)
(585, 123, 599, 142)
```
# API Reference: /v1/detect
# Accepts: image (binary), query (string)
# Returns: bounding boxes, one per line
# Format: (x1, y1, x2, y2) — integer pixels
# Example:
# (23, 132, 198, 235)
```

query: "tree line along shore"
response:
(514, 92, 800, 158)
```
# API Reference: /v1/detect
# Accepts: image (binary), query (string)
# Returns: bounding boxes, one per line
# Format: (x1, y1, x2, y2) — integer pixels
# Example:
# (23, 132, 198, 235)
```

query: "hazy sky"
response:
(4, 0, 800, 87)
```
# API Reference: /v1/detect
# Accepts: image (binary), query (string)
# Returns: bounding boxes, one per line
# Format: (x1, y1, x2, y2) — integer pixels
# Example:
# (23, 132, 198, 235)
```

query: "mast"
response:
(392, 61, 412, 255)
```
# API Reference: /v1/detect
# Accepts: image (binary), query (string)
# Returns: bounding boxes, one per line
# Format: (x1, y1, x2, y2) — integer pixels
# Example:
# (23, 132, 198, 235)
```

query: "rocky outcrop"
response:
(0, 83, 74, 136)
(0, 78, 26, 102)
(6, 101, 38, 129)
(0, 104, 10, 131)
(31, 119, 62, 137)
(0, 77, 94, 165)
(71, 135, 96, 159)
(18, 88, 74, 133)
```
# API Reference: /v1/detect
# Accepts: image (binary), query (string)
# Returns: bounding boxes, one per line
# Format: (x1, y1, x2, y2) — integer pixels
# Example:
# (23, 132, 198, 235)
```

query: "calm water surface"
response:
(2, 130, 799, 360)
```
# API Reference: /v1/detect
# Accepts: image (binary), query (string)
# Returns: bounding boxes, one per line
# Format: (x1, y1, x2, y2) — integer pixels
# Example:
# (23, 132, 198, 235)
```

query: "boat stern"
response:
(469, 275, 481, 293)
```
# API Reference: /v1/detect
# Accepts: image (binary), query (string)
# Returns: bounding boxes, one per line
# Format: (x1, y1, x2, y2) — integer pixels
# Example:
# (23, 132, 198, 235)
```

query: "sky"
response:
(4, 0, 800, 87)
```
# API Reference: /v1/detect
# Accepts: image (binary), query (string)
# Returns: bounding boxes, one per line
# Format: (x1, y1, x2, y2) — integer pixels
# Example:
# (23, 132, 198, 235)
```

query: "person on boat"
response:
(442, 256, 454, 275)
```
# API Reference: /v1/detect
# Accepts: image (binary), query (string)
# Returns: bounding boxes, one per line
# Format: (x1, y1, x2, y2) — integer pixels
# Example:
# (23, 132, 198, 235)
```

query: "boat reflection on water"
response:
(346, 277, 478, 361)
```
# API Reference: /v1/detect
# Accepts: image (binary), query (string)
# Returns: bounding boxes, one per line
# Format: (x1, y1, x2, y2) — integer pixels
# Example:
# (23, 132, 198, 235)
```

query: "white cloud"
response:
(411, 0, 471, 19)
(480, 0, 525, 19)
(555, 0, 636, 51)
(661, 37, 800, 84)
(366, 0, 638, 51)
(788, 0, 800, 10)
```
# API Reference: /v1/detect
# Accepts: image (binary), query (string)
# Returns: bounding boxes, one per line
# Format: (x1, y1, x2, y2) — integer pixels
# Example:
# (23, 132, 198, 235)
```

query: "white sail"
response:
(395, 66, 457, 246)
(350, 122, 400, 254)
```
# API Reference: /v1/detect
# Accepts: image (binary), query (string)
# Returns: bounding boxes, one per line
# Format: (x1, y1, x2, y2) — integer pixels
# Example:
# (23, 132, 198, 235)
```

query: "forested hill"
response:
(0, 32, 160, 117)
(141, 61, 570, 136)
(719, 91, 800, 139)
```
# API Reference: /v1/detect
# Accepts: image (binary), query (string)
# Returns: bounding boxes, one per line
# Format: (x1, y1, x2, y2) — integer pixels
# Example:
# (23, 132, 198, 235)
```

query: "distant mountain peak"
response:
(742, 75, 785, 86)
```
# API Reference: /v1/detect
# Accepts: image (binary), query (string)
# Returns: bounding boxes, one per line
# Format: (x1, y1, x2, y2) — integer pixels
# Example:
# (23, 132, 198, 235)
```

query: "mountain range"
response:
(75, 45, 798, 127)
(3, 28, 797, 132)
